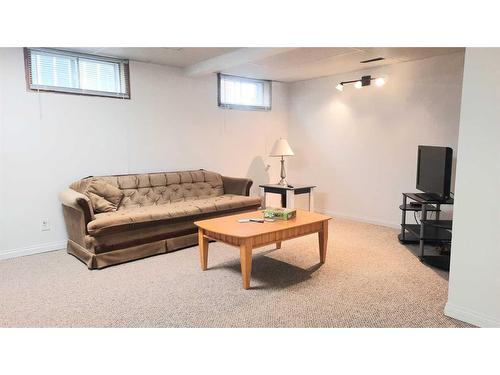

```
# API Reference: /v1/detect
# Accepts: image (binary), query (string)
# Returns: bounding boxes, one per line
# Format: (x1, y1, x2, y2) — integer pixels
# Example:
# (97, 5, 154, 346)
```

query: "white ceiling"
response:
(69, 47, 464, 82)
(222, 47, 464, 82)
(66, 47, 239, 67)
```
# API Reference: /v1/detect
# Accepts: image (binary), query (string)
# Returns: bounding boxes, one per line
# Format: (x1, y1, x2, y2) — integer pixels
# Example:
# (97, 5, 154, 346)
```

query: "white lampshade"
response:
(269, 138, 294, 157)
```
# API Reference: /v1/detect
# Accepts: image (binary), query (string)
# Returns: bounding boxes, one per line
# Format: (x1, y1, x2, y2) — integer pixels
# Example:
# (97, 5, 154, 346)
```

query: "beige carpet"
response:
(0, 219, 472, 327)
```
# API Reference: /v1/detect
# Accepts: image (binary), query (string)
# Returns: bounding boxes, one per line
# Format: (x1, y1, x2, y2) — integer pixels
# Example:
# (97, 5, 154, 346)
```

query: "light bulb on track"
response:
(335, 83, 344, 92)
(375, 77, 386, 87)
(354, 81, 362, 89)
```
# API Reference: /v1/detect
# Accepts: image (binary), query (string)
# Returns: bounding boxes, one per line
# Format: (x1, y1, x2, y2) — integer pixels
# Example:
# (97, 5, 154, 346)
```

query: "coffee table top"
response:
(194, 209, 331, 238)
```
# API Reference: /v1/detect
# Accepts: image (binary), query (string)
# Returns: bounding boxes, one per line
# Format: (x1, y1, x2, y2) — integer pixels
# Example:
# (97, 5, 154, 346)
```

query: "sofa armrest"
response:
(221, 176, 253, 196)
(59, 189, 95, 224)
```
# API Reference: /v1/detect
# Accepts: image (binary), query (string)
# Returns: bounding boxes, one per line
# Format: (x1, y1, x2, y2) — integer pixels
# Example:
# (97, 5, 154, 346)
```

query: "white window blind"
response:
(218, 74, 271, 110)
(25, 48, 130, 99)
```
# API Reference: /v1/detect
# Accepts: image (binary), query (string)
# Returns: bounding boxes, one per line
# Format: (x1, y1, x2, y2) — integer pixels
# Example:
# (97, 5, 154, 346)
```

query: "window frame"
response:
(217, 73, 272, 111)
(24, 48, 131, 99)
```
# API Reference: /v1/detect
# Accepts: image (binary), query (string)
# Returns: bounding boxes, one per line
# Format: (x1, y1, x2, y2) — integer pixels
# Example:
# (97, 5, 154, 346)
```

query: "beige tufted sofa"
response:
(59, 169, 261, 269)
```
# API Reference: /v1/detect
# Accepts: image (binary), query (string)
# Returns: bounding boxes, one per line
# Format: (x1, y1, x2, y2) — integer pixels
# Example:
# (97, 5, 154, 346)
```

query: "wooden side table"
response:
(259, 184, 316, 211)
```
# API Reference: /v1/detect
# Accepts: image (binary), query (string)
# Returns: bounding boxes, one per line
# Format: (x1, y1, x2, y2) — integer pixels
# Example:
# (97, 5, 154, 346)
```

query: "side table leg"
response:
(240, 239, 253, 289)
(281, 192, 286, 208)
(286, 190, 295, 209)
(198, 229, 209, 270)
(308, 188, 315, 211)
(260, 187, 267, 209)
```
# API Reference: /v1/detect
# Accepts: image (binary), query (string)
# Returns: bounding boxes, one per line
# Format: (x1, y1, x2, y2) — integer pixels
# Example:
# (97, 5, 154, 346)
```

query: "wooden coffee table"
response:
(194, 209, 331, 289)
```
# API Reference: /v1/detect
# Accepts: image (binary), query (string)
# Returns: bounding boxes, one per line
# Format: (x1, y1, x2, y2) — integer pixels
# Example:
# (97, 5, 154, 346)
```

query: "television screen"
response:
(416, 146, 453, 198)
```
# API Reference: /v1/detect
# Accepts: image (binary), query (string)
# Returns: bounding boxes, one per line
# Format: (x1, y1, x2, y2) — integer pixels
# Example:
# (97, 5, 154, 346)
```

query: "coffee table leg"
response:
(198, 229, 209, 271)
(240, 239, 253, 289)
(318, 221, 328, 263)
(276, 241, 282, 249)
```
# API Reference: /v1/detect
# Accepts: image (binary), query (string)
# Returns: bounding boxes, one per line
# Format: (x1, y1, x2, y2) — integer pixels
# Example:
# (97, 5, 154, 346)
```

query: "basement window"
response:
(218, 73, 271, 111)
(24, 48, 130, 99)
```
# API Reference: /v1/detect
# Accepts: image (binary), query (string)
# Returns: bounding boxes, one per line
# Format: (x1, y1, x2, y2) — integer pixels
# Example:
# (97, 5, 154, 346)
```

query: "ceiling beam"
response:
(183, 47, 295, 77)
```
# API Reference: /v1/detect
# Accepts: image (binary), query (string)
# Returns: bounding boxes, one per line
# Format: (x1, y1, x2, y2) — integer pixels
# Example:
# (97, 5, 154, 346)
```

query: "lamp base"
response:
(277, 178, 289, 187)
(277, 157, 290, 187)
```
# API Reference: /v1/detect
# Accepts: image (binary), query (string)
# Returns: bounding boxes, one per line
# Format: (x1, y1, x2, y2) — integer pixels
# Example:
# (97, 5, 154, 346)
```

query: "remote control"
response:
(237, 218, 265, 223)
(249, 218, 264, 223)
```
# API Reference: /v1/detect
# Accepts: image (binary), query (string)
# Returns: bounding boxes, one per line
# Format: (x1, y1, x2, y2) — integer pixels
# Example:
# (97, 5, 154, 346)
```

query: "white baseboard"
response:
(322, 210, 400, 229)
(444, 302, 500, 328)
(0, 240, 66, 261)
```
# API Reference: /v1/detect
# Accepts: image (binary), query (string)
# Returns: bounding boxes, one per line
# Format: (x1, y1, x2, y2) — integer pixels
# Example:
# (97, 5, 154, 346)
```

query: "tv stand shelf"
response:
(399, 193, 453, 270)
(398, 204, 440, 212)
(421, 220, 453, 230)
(402, 193, 453, 205)
(404, 223, 452, 242)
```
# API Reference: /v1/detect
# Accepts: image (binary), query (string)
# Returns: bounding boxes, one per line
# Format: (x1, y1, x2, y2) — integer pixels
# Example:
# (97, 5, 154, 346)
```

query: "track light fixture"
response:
(336, 75, 385, 91)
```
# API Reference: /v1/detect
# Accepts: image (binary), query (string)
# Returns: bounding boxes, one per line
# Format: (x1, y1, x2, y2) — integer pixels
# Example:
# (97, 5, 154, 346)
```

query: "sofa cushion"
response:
(85, 179, 124, 213)
(87, 194, 262, 236)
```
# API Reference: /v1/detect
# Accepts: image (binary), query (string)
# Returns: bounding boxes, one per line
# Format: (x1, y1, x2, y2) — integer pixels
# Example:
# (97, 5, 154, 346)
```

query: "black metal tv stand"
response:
(399, 193, 454, 270)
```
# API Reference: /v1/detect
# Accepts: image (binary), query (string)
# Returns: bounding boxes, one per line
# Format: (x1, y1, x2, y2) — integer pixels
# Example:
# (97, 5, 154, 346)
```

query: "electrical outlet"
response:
(41, 218, 50, 231)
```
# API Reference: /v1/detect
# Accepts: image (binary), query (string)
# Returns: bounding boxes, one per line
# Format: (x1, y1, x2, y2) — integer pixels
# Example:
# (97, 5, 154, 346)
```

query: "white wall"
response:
(287, 52, 464, 227)
(0, 49, 469, 260)
(445, 48, 500, 327)
(0, 48, 288, 258)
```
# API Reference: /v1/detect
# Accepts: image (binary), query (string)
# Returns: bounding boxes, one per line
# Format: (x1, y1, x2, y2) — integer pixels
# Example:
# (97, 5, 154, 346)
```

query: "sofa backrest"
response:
(71, 169, 224, 210)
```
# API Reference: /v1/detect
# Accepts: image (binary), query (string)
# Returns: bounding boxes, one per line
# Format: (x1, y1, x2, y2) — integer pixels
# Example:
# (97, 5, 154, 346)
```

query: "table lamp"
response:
(269, 138, 294, 186)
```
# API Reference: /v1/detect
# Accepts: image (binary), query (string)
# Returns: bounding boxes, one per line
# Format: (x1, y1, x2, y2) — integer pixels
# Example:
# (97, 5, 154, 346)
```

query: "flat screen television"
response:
(416, 146, 453, 200)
